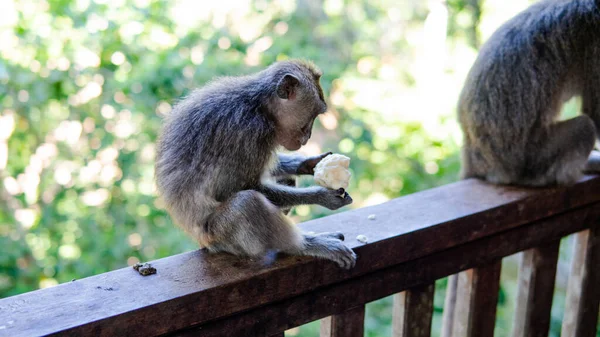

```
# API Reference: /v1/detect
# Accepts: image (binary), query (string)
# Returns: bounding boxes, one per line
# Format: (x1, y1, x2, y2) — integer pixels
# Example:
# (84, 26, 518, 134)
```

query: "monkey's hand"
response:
(316, 187, 353, 210)
(296, 152, 332, 175)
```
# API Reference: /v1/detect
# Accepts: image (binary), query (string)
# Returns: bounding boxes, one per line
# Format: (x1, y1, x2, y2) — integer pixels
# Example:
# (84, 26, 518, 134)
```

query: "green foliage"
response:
(0, 0, 590, 336)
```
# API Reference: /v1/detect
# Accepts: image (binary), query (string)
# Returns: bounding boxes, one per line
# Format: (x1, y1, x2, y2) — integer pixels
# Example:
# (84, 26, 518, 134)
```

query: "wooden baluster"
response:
(320, 305, 365, 337)
(440, 274, 458, 337)
(561, 227, 600, 337)
(392, 283, 435, 337)
(452, 261, 502, 337)
(511, 241, 560, 337)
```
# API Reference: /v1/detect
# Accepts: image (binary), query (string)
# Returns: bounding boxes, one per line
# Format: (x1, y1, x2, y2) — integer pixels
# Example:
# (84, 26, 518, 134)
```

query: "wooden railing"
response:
(1, 177, 599, 337)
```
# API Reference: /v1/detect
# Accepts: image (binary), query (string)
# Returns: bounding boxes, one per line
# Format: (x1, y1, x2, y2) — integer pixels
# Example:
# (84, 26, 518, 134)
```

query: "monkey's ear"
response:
(276, 74, 299, 100)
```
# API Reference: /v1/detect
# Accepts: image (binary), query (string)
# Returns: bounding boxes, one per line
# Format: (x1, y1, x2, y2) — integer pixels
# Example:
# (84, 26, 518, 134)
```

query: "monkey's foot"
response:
(314, 231, 345, 241)
(328, 242, 356, 269)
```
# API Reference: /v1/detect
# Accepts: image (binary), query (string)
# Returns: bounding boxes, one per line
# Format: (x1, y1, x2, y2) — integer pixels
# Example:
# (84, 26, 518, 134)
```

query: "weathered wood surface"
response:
(392, 284, 435, 337)
(511, 241, 560, 337)
(440, 274, 458, 337)
(320, 305, 365, 337)
(452, 261, 502, 337)
(561, 227, 600, 337)
(1, 176, 600, 337)
(172, 201, 600, 337)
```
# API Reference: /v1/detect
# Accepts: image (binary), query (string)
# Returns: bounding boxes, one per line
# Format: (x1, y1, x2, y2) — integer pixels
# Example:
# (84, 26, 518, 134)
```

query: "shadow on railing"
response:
(0, 176, 599, 337)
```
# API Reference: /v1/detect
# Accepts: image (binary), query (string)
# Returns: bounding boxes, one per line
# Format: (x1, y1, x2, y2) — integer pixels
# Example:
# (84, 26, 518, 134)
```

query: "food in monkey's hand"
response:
(314, 154, 351, 190)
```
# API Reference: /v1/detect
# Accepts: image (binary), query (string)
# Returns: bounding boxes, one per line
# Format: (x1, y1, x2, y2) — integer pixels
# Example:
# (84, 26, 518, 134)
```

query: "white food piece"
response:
(356, 234, 368, 243)
(368, 214, 376, 220)
(314, 154, 352, 190)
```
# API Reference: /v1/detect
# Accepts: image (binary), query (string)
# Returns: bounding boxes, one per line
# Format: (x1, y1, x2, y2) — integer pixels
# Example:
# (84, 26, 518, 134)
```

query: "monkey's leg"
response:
(208, 190, 356, 268)
(582, 44, 600, 136)
(459, 139, 488, 180)
(584, 150, 600, 172)
(257, 183, 352, 210)
(525, 116, 596, 185)
(582, 47, 600, 169)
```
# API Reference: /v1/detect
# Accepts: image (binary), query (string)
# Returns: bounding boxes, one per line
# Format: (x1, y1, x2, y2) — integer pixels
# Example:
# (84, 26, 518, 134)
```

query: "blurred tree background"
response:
(1, 0, 596, 336)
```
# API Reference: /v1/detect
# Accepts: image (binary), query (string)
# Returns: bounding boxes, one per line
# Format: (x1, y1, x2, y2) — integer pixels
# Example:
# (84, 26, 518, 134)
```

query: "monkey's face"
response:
(275, 74, 327, 151)
(276, 105, 321, 151)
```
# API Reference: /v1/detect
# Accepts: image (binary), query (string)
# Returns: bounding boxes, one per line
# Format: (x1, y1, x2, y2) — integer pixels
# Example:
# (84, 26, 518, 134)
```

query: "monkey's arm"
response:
(256, 183, 352, 210)
(274, 152, 332, 176)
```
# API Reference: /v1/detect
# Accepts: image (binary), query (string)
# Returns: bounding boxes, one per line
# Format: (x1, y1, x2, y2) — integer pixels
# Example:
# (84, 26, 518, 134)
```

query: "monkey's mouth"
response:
(299, 130, 312, 146)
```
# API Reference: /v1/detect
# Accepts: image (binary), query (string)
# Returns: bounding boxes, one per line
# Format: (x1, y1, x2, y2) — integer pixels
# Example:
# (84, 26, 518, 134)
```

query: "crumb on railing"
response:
(356, 234, 368, 243)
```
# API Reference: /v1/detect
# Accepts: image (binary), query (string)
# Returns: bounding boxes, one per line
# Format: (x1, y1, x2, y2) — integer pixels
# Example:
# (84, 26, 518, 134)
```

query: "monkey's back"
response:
(458, 0, 600, 181)
(155, 77, 277, 229)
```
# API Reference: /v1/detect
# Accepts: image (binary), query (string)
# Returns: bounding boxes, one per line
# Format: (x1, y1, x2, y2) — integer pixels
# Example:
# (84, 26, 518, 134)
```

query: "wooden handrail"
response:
(1, 176, 599, 337)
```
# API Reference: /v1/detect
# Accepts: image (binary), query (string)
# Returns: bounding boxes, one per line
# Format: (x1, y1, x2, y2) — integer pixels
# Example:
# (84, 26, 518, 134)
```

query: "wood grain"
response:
(561, 226, 600, 337)
(511, 241, 560, 337)
(452, 261, 502, 337)
(1, 176, 599, 337)
(440, 274, 458, 337)
(320, 306, 365, 337)
(172, 202, 600, 337)
(392, 284, 435, 337)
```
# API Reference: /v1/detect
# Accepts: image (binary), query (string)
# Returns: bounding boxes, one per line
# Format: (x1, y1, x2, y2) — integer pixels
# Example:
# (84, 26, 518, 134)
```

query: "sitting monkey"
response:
(155, 60, 356, 269)
(458, 0, 600, 186)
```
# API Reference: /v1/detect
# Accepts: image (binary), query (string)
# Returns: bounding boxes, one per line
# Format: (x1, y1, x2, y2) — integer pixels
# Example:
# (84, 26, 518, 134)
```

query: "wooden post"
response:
(392, 283, 435, 337)
(440, 274, 458, 337)
(452, 261, 502, 337)
(561, 227, 600, 337)
(320, 306, 365, 337)
(511, 241, 560, 337)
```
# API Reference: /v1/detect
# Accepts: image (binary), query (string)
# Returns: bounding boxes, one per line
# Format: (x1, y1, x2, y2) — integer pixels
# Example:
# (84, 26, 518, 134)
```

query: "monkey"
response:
(154, 59, 356, 269)
(444, 1, 600, 333)
(458, 0, 600, 187)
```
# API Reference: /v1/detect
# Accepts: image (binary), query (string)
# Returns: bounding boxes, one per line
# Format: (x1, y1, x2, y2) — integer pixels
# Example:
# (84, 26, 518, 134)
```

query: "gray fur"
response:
(459, 0, 600, 186)
(155, 60, 356, 269)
